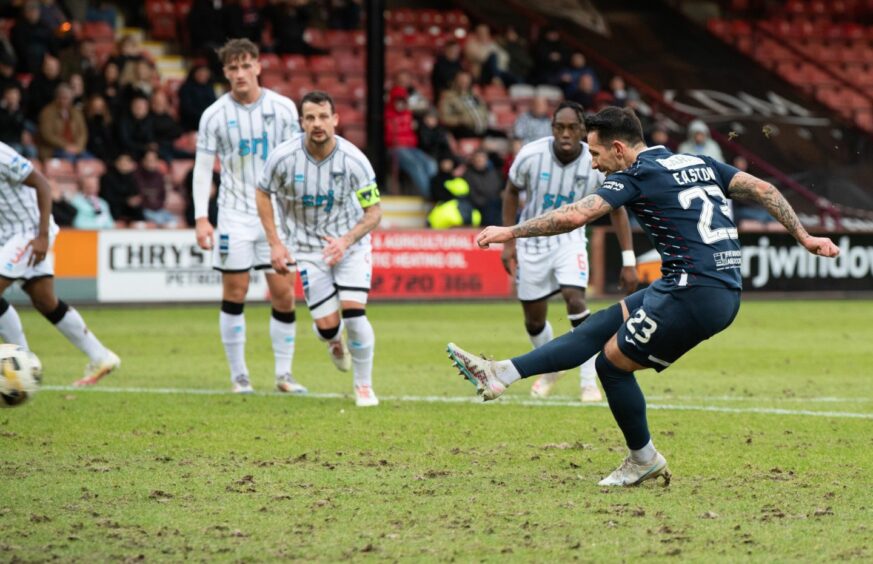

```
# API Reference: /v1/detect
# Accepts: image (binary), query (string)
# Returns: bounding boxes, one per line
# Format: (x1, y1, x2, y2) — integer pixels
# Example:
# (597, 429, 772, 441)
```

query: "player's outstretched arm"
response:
(23, 168, 52, 266)
(727, 172, 840, 257)
(477, 194, 613, 248)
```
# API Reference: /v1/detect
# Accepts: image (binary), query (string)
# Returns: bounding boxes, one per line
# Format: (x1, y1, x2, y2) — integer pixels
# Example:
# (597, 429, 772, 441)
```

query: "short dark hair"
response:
(553, 101, 585, 124)
(300, 90, 336, 114)
(217, 38, 259, 65)
(584, 106, 644, 145)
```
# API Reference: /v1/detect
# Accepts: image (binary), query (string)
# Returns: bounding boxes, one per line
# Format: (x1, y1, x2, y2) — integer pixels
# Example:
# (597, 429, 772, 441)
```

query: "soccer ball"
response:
(0, 344, 40, 407)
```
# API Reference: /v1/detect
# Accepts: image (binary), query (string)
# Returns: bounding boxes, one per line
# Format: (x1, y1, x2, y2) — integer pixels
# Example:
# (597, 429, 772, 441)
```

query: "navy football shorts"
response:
(617, 283, 741, 372)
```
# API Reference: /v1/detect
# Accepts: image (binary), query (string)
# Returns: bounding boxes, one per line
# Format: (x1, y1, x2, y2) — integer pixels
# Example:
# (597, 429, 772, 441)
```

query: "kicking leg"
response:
(24, 277, 119, 386)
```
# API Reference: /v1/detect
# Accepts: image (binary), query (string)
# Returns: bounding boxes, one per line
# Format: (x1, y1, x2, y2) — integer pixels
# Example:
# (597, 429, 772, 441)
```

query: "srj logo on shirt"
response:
(542, 191, 575, 211)
(238, 132, 269, 160)
(302, 189, 335, 213)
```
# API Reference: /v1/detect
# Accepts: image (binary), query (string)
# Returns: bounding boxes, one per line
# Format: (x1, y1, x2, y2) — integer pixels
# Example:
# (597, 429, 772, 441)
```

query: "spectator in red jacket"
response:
(385, 85, 437, 197)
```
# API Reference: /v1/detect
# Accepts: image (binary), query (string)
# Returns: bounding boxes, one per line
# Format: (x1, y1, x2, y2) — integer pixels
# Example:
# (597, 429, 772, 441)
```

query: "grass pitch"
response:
(2, 300, 872, 561)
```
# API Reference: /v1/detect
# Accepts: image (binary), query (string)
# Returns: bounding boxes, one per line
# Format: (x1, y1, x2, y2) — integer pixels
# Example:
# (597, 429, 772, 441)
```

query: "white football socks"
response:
(270, 316, 296, 377)
(0, 303, 28, 348)
(495, 360, 521, 386)
(344, 316, 374, 387)
(630, 440, 657, 464)
(220, 311, 248, 380)
(528, 321, 553, 349)
(55, 307, 109, 363)
(580, 356, 598, 388)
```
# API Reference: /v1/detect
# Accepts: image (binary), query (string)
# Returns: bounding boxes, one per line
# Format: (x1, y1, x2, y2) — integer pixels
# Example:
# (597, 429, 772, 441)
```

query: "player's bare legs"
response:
(560, 286, 601, 402)
(221, 272, 253, 393)
(313, 299, 377, 407)
(265, 271, 304, 394)
(521, 299, 562, 397)
(20, 277, 118, 386)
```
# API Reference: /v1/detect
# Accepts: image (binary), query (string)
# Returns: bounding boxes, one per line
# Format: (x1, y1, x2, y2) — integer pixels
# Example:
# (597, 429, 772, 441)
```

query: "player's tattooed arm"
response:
(343, 203, 382, 246)
(727, 172, 807, 241)
(728, 171, 840, 258)
(510, 194, 613, 239)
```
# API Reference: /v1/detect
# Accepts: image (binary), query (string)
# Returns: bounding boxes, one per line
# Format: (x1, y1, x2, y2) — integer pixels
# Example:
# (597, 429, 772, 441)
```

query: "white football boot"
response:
(446, 342, 505, 401)
(598, 452, 671, 487)
(530, 372, 561, 398)
(232, 374, 254, 394)
(354, 385, 379, 407)
(73, 350, 121, 387)
(276, 373, 307, 394)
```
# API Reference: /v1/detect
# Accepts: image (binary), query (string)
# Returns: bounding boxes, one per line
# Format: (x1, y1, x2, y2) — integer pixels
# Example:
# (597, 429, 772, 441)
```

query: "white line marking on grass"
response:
(42, 386, 873, 419)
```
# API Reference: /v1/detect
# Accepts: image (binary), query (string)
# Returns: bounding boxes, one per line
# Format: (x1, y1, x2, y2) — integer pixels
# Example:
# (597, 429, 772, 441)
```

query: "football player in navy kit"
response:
(447, 106, 839, 486)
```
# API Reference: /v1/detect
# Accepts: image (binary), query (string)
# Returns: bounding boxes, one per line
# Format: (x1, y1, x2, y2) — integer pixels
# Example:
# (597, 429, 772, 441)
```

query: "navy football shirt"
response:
(596, 146, 743, 290)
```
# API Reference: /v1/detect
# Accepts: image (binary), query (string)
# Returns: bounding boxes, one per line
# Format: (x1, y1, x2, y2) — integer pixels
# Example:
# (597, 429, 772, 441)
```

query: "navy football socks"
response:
(595, 354, 651, 450)
(510, 303, 623, 377)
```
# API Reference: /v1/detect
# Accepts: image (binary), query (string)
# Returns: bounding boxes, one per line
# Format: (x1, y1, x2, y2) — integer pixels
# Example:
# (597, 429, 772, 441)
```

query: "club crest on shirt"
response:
(264, 113, 274, 125)
(331, 172, 344, 185)
(575, 175, 588, 189)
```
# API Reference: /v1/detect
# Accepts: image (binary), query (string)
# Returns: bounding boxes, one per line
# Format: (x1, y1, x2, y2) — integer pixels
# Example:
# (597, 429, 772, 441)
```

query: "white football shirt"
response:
(0, 142, 39, 239)
(197, 88, 301, 216)
(508, 136, 605, 255)
(258, 135, 378, 254)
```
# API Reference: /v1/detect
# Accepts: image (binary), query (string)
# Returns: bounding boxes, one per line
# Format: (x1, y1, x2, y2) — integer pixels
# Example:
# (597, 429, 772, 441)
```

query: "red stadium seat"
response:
(261, 74, 287, 89)
(81, 21, 114, 41)
(342, 125, 366, 148)
(308, 56, 337, 74)
(258, 53, 282, 75)
(282, 55, 307, 74)
(174, 132, 198, 154)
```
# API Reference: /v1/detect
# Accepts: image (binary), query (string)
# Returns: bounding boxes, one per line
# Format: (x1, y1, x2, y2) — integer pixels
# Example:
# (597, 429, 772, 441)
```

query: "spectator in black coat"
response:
(178, 64, 216, 132)
(532, 28, 567, 85)
(26, 54, 62, 122)
(265, 0, 328, 55)
(463, 149, 503, 226)
(431, 41, 463, 103)
(11, 1, 56, 74)
(84, 94, 116, 162)
(0, 85, 29, 152)
(150, 90, 183, 162)
(100, 152, 145, 224)
(417, 109, 453, 162)
(116, 93, 156, 160)
(50, 179, 77, 227)
(91, 61, 123, 120)
(222, 0, 263, 44)
(60, 39, 100, 88)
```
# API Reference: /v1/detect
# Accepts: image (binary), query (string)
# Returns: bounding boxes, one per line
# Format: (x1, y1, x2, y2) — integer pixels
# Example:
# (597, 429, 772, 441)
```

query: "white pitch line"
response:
(41, 386, 873, 420)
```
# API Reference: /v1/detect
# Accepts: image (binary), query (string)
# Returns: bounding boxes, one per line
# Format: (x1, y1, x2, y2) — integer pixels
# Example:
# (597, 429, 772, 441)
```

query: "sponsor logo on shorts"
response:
(299, 269, 309, 300)
(219, 233, 230, 264)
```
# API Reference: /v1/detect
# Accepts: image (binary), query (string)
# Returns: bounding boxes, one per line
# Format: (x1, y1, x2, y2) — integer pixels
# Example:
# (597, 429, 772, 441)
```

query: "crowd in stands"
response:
(0, 0, 771, 232)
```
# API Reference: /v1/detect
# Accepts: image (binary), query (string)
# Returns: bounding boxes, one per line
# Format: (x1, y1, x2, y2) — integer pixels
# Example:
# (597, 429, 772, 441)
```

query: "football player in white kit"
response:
(256, 91, 382, 407)
(192, 39, 304, 394)
(502, 102, 638, 401)
(0, 142, 120, 385)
